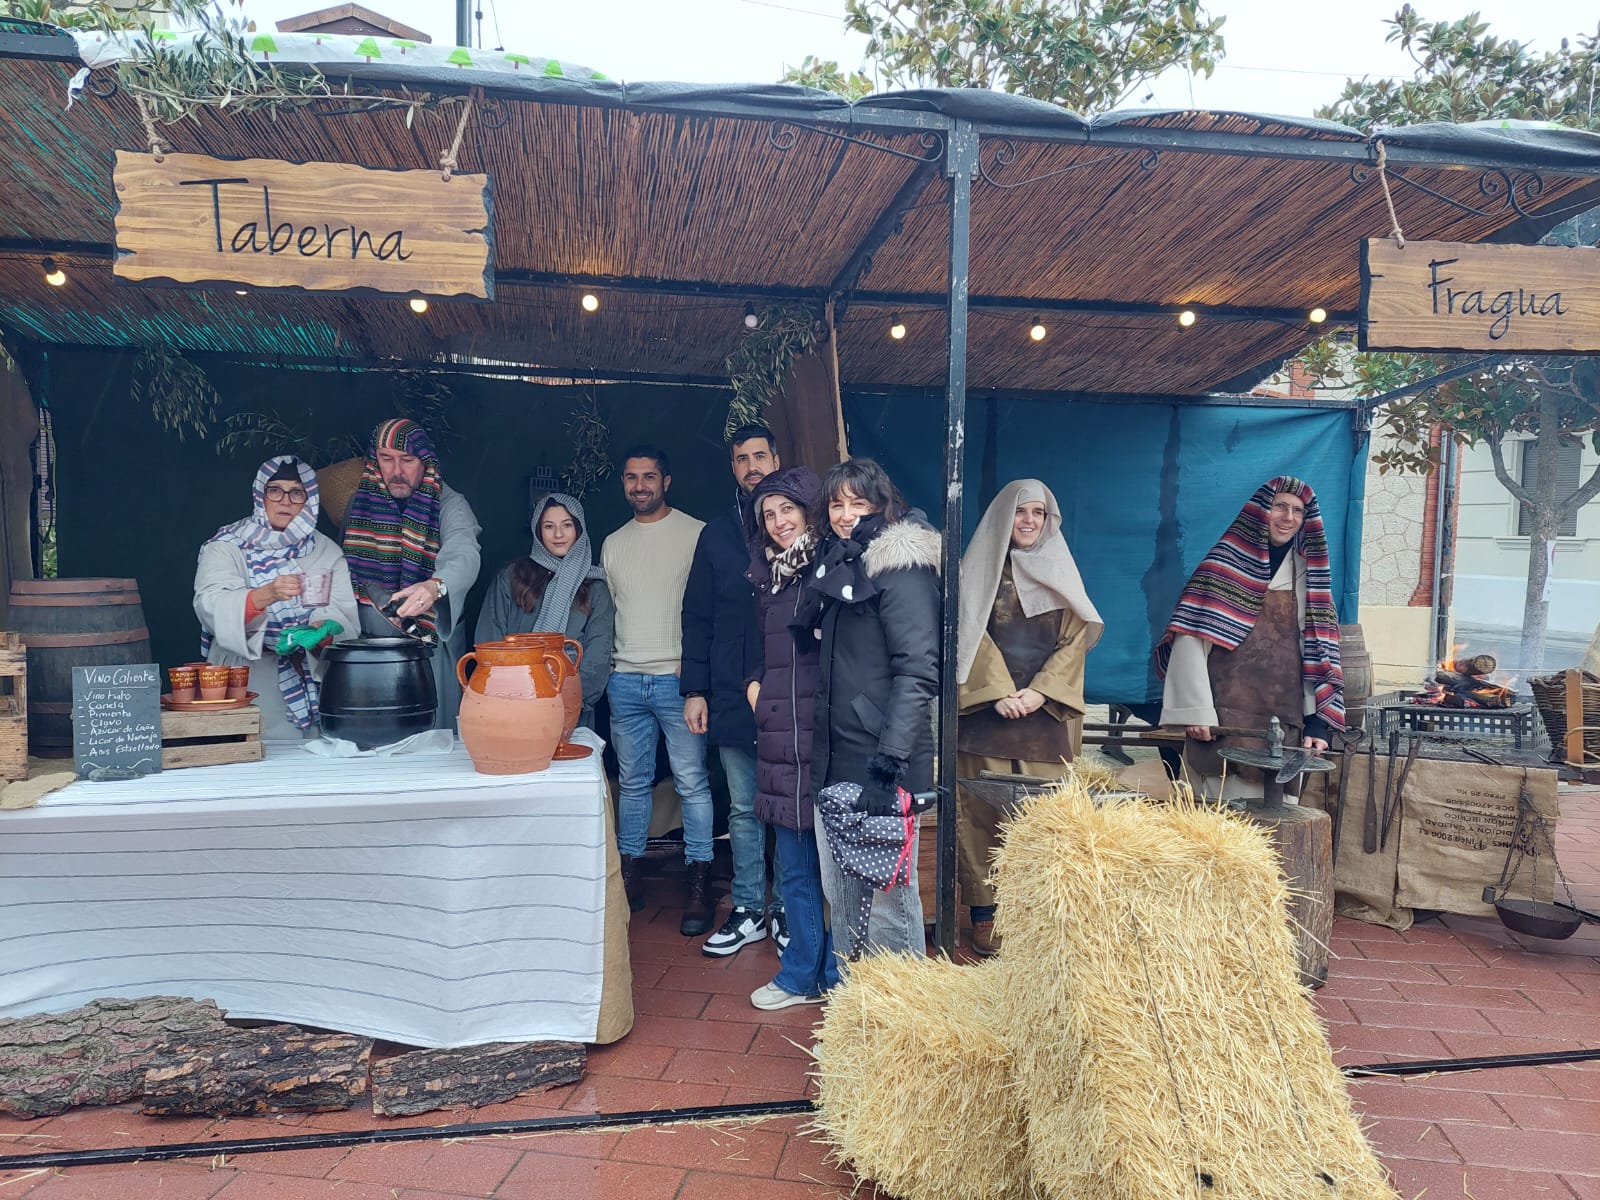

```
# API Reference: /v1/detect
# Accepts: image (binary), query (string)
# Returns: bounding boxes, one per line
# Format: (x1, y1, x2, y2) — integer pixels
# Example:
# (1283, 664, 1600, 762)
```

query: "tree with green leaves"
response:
(782, 0, 1224, 113)
(1308, 8, 1600, 670)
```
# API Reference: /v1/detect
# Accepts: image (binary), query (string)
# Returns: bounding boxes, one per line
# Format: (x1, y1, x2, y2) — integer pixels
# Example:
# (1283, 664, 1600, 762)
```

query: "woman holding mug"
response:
(475, 491, 614, 730)
(743, 466, 835, 1009)
(194, 456, 358, 742)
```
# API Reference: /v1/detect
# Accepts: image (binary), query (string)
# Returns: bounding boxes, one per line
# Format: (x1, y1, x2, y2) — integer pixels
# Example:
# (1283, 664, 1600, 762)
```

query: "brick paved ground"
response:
(3, 787, 1595, 1200)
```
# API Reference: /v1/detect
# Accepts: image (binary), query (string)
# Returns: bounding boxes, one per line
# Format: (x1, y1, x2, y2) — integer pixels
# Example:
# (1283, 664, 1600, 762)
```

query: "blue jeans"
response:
(607, 672, 713, 863)
(771, 825, 838, 997)
(816, 806, 925, 962)
(720, 745, 781, 913)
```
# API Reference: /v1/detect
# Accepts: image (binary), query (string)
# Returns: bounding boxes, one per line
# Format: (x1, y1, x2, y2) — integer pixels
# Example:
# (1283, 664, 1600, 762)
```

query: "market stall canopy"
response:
(2, 23, 1600, 397)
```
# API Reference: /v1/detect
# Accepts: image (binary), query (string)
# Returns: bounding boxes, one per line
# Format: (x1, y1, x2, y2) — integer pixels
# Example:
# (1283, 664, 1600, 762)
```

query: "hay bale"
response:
(993, 782, 1397, 1200)
(813, 955, 1030, 1200)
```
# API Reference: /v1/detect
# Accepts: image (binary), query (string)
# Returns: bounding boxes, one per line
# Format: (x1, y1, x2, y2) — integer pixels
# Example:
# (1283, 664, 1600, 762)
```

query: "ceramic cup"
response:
(226, 666, 250, 699)
(198, 664, 231, 701)
(168, 665, 198, 703)
(300, 569, 333, 608)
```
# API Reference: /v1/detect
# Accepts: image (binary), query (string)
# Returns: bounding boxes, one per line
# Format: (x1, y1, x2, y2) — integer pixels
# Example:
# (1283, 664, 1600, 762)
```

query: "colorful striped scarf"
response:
(1154, 475, 1344, 729)
(201, 456, 321, 729)
(342, 418, 444, 634)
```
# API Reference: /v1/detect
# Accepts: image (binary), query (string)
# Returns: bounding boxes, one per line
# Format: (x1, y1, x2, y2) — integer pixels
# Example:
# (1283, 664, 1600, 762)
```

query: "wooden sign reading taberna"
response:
(1360, 238, 1600, 354)
(72, 663, 162, 781)
(112, 150, 494, 299)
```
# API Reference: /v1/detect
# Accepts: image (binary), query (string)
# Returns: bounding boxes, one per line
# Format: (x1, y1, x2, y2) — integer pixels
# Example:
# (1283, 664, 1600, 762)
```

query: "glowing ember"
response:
(1406, 648, 1517, 709)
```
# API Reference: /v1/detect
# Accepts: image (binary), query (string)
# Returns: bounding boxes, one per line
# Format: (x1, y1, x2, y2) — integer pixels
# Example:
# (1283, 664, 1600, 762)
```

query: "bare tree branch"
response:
(1558, 459, 1600, 518)
(1486, 435, 1534, 509)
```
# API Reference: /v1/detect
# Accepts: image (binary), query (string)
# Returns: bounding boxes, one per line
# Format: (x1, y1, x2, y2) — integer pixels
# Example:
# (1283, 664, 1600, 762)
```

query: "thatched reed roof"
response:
(2, 25, 1599, 399)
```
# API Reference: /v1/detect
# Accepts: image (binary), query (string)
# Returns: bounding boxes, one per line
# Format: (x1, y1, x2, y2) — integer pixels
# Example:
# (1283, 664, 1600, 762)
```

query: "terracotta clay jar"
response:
(456, 642, 569, 774)
(488, 633, 584, 753)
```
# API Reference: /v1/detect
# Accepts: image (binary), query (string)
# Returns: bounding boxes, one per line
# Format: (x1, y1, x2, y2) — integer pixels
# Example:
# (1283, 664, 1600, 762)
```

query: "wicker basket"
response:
(1528, 671, 1600, 763)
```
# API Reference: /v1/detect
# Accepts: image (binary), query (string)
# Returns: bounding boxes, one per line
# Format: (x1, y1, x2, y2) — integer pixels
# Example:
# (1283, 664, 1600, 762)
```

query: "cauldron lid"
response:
(324, 636, 434, 662)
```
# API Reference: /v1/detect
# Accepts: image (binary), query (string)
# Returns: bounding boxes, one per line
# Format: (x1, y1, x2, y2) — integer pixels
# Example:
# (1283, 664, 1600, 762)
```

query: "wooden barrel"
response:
(8, 578, 151, 756)
(1339, 622, 1372, 736)
(1247, 804, 1333, 988)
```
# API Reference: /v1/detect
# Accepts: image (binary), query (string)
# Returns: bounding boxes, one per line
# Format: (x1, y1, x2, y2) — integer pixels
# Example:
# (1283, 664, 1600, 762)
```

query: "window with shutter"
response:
(1517, 441, 1583, 537)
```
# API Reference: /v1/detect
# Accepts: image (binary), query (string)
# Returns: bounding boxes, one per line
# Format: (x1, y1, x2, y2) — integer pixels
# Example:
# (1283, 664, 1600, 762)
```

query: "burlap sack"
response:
(1392, 760, 1561, 916)
(1302, 755, 1411, 931)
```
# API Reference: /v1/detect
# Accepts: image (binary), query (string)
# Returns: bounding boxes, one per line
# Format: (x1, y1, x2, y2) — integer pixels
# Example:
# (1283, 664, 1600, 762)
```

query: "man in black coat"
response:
(680, 423, 784, 958)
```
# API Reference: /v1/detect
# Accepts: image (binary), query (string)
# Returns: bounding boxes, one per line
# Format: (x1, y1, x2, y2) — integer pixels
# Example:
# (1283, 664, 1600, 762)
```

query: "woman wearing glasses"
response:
(194, 456, 359, 742)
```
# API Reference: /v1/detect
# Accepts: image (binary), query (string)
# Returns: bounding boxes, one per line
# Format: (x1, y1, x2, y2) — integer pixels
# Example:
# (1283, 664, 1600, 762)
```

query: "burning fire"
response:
(1408, 646, 1517, 709)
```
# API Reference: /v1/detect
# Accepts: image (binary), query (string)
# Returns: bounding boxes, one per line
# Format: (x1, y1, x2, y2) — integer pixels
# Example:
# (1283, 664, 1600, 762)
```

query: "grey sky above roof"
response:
(239, 0, 1597, 119)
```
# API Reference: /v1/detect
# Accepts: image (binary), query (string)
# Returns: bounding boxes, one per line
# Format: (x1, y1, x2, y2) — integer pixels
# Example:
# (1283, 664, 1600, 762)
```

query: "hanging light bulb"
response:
(1177, 309, 1197, 328)
(234, 288, 249, 296)
(743, 302, 759, 330)
(1028, 316, 1047, 342)
(1308, 306, 1328, 325)
(888, 313, 906, 340)
(41, 258, 66, 287)
(408, 297, 429, 314)
(580, 292, 600, 313)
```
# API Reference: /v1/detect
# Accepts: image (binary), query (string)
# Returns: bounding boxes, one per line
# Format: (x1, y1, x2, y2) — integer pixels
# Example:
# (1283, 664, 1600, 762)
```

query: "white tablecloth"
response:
(0, 730, 611, 1048)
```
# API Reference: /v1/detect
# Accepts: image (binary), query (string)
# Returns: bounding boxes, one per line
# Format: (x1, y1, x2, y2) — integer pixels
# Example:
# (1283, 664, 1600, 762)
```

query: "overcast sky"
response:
(237, 0, 1598, 119)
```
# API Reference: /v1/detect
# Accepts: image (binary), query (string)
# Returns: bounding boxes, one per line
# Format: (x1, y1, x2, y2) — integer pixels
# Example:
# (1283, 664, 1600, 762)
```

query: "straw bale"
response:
(813, 955, 1031, 1200)
(994, 781, 1396, 1200)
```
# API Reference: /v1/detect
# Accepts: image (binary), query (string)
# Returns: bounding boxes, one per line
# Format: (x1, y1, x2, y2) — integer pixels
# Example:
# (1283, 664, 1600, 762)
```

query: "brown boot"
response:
(620, 855, 645, 913)
(971, 918, 1002, 958)
(680, 861, 714, 936)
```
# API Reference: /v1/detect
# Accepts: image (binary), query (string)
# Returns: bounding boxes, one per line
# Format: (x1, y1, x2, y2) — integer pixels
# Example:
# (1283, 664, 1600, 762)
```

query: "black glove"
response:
(856, 753, 908, 817)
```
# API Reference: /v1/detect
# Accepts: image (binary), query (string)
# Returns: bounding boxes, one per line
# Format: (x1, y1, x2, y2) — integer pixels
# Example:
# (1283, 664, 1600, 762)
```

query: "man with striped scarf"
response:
(1156, 475, 1344, 802)
(343, 418, 482, 731)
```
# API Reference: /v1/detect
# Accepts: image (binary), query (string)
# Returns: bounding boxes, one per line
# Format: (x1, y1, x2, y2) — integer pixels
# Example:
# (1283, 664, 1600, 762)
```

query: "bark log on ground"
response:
(0, 996, 230, 1118)
(141, 1025, 372, 1117)
(370, 1041, 586, 1116)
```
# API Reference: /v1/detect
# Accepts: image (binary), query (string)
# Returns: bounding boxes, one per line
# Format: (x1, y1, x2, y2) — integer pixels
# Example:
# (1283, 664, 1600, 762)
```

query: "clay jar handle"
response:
(563, 637, 583, 669)
(541, 649, 569, 693)
(456, 650, 477, 692)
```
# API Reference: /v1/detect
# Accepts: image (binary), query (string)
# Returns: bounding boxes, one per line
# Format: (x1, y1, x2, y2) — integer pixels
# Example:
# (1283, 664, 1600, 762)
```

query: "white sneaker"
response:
(769, 908, 790, 955)
(702, 907, 768, 958)
(750, 982, 824, 1011)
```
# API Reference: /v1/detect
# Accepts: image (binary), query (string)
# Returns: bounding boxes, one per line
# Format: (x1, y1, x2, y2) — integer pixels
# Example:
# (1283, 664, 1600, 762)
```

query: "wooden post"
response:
(1564, 668, 1585, 767)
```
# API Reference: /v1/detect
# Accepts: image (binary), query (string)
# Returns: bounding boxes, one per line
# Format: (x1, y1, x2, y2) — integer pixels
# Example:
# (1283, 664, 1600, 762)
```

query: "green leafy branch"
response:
(724, 306, 823, 437)
(131, 343, 218, 443)
(561, 386, 611, 499)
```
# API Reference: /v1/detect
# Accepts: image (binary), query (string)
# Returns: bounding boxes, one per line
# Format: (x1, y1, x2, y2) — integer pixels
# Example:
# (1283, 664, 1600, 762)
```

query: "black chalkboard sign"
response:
(72, 663, 163, 781)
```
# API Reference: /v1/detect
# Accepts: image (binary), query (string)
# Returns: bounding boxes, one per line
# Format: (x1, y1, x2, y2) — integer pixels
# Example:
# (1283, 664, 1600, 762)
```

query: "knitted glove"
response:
(856, 754, 908, 817)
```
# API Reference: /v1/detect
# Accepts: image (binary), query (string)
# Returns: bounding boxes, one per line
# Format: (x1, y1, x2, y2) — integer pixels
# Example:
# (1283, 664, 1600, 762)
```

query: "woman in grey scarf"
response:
(474, 492, 614, 729)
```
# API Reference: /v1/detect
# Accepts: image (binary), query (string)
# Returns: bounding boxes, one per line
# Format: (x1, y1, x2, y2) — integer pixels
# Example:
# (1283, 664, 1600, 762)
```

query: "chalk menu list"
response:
(72, 663, 163, 780)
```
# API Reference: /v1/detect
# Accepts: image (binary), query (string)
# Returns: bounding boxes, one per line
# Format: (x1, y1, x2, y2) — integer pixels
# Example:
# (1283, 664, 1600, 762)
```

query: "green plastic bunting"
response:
(354, 37, 382, 61)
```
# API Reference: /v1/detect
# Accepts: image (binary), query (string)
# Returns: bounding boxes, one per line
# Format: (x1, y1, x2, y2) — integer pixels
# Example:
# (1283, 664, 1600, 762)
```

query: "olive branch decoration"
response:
(561, 385, 612, 499)
(724, 305, 823, 437)
(130, 343, 218, 443)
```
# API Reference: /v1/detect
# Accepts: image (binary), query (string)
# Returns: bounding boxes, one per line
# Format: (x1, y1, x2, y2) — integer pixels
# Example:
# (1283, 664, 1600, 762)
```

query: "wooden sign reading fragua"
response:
(112, 150, 494, 299)
(1360, 238, 1600, 354)
(72, 663, 162, 781)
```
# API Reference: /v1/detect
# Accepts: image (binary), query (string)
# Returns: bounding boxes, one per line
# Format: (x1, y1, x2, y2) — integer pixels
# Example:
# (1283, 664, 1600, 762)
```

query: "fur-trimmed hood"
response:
(863, 514, 941, 578)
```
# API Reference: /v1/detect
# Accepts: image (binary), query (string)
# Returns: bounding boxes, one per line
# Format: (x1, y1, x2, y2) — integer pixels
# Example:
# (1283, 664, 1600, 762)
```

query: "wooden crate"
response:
(0, 632, 26, 782)
(160, 706, 263, 769)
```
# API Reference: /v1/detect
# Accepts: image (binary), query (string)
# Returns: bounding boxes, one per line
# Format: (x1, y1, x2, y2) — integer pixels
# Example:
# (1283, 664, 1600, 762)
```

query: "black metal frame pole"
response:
(935, 122, 979, 958)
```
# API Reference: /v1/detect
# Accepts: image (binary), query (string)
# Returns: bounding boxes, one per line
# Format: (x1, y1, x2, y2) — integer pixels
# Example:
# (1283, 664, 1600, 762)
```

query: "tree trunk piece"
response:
(0, 997, 230, 1118)
(141, 1025, 371, 1117)
(370, 1041, 586, 1116)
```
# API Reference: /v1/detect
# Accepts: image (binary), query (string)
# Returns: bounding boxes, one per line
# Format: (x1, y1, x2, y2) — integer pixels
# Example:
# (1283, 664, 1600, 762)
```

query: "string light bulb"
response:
(41, 258, 66, 287)
(580, 292, 600, 313)
(1308, 306, 1328, 325)
(888, 313, 906, 340)
(408, 297, 429, 314)
(1028, 316, 1047, 342)
(1177, 309, 1197, 328)
(743, 302, 759, 330)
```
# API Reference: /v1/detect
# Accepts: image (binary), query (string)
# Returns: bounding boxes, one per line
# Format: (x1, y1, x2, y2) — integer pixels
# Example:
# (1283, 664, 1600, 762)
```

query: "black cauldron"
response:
(320, 637, 438, 749)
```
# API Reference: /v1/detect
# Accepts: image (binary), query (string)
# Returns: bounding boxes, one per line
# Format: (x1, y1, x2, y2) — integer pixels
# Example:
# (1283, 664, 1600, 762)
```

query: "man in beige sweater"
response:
(601, 446, 715, 936)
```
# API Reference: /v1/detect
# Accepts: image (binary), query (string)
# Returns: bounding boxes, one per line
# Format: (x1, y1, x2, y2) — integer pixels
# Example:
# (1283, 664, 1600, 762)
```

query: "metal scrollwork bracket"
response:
(478, 94, 509, 131)
(767, 120, 945, 163)
(976, 138, 1159, 189)
(1350, 158, 1549, 221)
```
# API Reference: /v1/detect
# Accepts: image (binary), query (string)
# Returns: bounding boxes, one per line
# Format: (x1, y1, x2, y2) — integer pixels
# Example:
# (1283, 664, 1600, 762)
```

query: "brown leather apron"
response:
(1186, 587, 1304, 786)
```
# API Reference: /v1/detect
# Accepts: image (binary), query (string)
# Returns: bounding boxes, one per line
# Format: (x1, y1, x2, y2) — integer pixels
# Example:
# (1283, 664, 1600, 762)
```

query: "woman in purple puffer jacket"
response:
(741, 466, 837, 1011)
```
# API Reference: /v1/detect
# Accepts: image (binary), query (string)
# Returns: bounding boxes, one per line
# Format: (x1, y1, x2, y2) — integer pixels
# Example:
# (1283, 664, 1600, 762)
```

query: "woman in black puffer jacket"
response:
(742, 466, 836, 1011)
